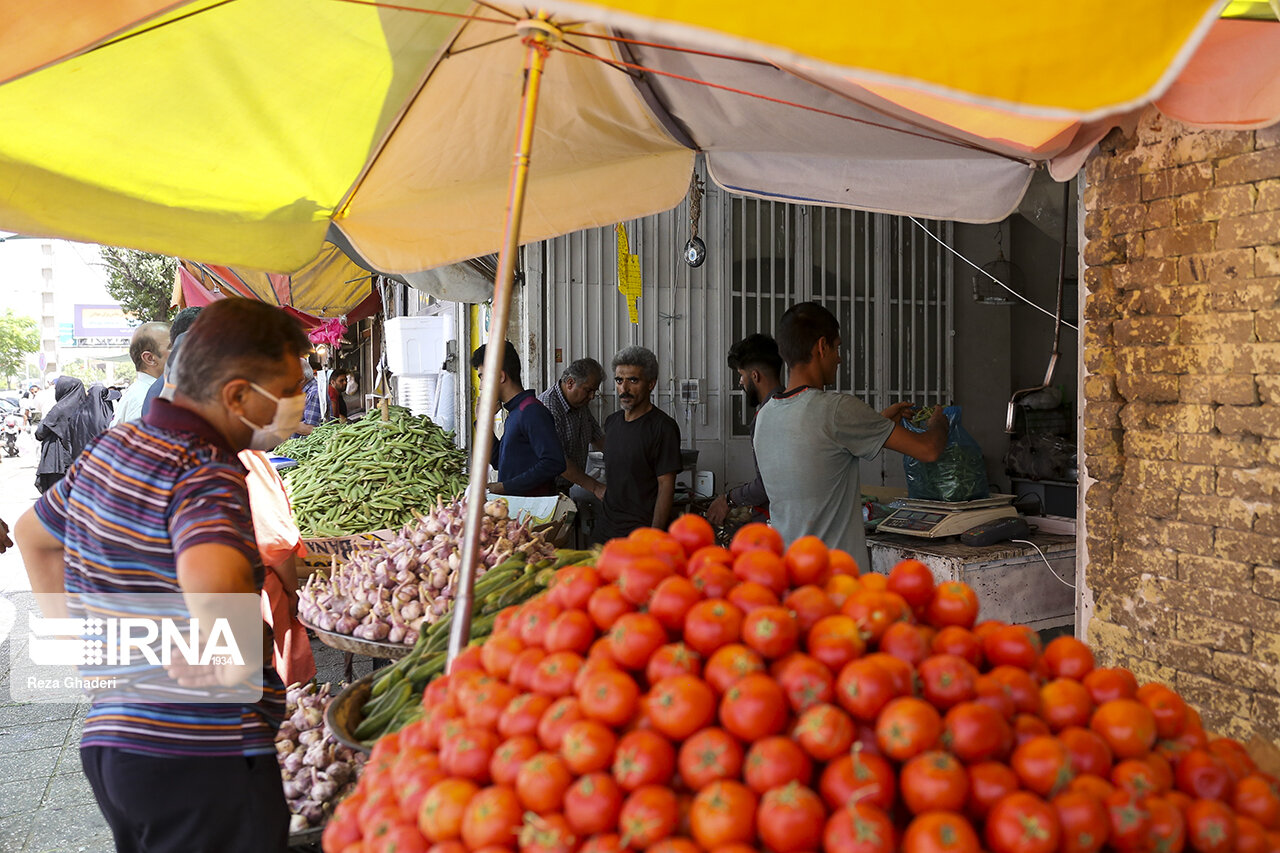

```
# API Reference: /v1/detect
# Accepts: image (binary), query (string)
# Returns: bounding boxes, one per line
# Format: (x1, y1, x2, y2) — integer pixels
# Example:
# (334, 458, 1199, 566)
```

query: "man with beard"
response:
(706, 334, 783, 525)
(599, 346, 682, 539)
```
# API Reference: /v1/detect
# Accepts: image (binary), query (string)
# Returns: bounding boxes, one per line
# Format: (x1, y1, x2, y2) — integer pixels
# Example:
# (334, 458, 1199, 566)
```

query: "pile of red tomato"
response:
(322, 518, 1280, 853)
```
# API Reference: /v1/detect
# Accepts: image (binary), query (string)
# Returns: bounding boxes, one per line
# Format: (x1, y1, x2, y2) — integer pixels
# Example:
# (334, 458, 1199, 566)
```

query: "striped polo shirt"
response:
(34, 399, 286, 757)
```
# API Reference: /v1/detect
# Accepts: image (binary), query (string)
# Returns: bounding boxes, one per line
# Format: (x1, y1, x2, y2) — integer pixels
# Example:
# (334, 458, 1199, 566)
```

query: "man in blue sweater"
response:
(471, 341, 565, 497)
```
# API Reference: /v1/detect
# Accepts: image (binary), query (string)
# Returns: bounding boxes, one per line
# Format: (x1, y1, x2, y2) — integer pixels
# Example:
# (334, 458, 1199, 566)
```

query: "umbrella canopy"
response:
(0, 0, 1265, 277)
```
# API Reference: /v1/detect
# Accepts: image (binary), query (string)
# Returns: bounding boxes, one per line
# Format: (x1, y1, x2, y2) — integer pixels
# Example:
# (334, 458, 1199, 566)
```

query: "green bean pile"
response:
(284, 408, 470, 537)
(274, 418, 345, 464)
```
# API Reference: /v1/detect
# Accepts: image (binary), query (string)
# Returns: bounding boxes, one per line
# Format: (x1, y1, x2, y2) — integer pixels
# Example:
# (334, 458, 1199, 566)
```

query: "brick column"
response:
(1082, 108, 1280, 742)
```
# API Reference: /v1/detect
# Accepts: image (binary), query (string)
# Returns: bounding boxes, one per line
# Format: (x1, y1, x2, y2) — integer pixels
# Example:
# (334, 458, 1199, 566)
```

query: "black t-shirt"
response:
(601, 406, 682, 538)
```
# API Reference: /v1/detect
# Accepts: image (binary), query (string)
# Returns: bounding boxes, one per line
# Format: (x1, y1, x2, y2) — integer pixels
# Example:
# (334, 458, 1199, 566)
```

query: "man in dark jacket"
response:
(471, 341, 564, 497)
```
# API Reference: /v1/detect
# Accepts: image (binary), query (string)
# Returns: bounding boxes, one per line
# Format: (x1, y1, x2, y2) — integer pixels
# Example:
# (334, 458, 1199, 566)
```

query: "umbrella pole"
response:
(448, 15, 559, 665)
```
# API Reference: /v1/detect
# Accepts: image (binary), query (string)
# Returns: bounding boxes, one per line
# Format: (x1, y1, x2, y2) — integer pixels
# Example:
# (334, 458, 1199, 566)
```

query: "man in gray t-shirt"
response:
(754, 302, 948, 570)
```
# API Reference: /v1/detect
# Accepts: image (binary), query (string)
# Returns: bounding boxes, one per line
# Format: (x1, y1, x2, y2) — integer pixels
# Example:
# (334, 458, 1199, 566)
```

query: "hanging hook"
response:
(683, 169, 706, 268)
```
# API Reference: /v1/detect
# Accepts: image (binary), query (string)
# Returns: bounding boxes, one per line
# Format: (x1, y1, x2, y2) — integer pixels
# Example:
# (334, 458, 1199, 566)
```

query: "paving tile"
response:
(0, 811, 34, 850)
(24, 803, 109, 853)
(0, 703, 79, 728)
(0, 718, 72, 753)
(0, 745, 60, 782)
(40, 775, 97, 811)
(53, 748, 85, 776)
(0, 776, 46, 818)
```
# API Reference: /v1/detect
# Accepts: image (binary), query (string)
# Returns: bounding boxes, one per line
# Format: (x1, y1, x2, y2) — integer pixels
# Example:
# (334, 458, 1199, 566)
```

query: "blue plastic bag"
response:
(902, 405, 989, 502)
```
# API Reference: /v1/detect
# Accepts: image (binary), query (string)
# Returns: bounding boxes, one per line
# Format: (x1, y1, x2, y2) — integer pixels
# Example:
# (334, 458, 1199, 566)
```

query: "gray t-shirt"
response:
(753, 387, 895, 570)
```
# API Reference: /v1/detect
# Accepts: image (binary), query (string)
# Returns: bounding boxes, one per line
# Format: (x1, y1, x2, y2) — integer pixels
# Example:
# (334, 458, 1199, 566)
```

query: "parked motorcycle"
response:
(3, 413, 19, 457)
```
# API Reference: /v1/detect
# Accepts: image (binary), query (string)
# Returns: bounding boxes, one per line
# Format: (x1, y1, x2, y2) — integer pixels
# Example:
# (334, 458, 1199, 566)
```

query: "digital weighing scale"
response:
(875, 494, 1018, 538)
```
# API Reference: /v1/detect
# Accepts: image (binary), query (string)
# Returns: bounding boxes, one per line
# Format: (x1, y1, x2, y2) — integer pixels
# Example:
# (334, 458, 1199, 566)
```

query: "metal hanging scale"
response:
(683, 171, 706, 267)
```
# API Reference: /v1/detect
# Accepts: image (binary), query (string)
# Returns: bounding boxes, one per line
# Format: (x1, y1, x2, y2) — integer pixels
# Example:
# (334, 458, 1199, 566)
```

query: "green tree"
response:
(100, 246, 176, 323)
(0, 309, 39, 388)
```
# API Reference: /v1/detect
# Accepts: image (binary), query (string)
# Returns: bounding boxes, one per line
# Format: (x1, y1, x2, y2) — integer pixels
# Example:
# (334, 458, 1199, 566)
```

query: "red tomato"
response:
(794, 702, 856, 761)
(587, 585, 635, 631)
(901, 750, 970, 814)
(648, 576, 703, 631)
(988, 665, 1043, 715)
(489, 735, 540, 785)
(703, 643, 766, 694)
(547, 563, 601, 610)
(617, 557, 676, 606)
(628, 527, 689, 574)
(719, 673, 789, 741)
(1239, 815, 1270, 853)
(967, 761, 1020, 820)
(1040, 678, 1095, 732)
(842, 589, 910, 644)
(836, 658, 902, 722)
(917, 654, 979, 710)
(931, 625, 984, 668)
(727, 580, 781, 615)
(973, 674, 1016, 720)
(741, 605, 799, 659)
(807, 614, 867, 672)
(519, 813, 575, 853)
(758, 781, 825, 853)
(732, 549, 789, 595)
(683, 599, 744, 657)
(887, 559, 936, 610)
(785, 536, 831, 587)
(515, 751, 573, 814)
(597, 538, 658, 582)
(439, 726, 499, 783)
(687, 545, 734, 575)
(1185, 798, 1237, 853)
(824, 807, 894, 853)
(982, 624, 1042, 670)
(1058, 726, 1114, 778)
(875, 696, 942, 762)
(1052, 789, 1110, 853)
(668, 513, 716, 557)
(828, 547, 862, 577)
(1011, 735, 1076, 798)
(608, 612, 668, 670)
(878, 621, 932, 666)
(563, 772, 623, 837)
(1208, 737, 1257, 782)
(1015, 713, 1054, 747)
(646, 675, 717, 740)
(1175, 748, 1235, 801)
(518, 598, 564, 649)
(865, 652, 915, 697)
(1146, 794, 1187, 853)
(536, 696, 585, 750)
(924, 581, 979, 629)
(531, 651, 585, 698)
(612, 729, 677, 790)
(903, 810, 982, 853)
(579, 834, 626, 853)
(690, 564, 738, 599)
(1111, 758, 1165, 798)
(689, 779, 757, 849)
(1043, 636, 1096, 680)
(508, 647, 548, 692)
(1234, 774, 1280, 830)
(1104, 788, 1153, 851)
(481, 632, 526, 680)
(460, 785, 522, 850)
(772, 652, 836, 712)
(744, 736, 814, 794)
(618, 785, 679, 849)
(677, 727, 744, 790)
(497, 692, 553, 740)
(577, 668, 640, 728)
(645, 642, 702, 683)
(1091, 699, 1158, 760)
(543, 610, 597, 655)
(560, 719, 618, 775)
(819, 747, 896, 811)
(943, 701, 1013, 764)
(986, 791, 1062, 853)
(783, 585, 839, 633)
(729, 522, 784, 556)
(1136, 683, 1188, 740)
(1082, 667, 1139, 704)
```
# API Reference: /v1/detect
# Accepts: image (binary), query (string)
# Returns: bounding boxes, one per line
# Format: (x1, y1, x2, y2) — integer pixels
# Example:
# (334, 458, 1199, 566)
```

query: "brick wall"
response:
(1082, 108, 1280, 743)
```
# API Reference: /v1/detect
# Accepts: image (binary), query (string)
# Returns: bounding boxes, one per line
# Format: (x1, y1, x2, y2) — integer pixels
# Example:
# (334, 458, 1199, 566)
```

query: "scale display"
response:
(875, 494, 1018, 538)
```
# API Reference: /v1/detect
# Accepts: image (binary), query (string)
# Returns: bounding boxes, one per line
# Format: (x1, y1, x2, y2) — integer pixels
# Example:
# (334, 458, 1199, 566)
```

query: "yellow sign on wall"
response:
(616, 223, 642, 325)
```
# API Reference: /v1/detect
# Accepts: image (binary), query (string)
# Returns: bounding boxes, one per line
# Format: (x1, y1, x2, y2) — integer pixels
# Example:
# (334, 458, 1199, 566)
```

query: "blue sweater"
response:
(492, 389, 565, 496)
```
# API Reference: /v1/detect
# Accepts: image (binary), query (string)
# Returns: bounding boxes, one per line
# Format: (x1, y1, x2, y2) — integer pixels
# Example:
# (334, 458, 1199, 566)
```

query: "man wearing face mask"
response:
(14, 298, 308, 852)
(112, 321, 171, 425)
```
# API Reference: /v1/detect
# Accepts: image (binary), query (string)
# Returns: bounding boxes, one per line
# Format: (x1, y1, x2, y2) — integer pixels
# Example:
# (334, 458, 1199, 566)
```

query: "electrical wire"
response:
(907, 217, 1079, 331)
(1009, 538, 1075, 588)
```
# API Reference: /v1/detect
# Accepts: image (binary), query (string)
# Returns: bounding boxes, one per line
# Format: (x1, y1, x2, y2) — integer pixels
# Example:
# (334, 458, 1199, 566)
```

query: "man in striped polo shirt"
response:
(15, 298, 310, 853)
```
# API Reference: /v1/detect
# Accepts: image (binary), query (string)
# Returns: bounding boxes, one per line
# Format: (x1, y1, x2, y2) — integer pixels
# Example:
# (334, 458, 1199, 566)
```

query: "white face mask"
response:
(239, 383, 306, 451)
(345, 376, 358, 396)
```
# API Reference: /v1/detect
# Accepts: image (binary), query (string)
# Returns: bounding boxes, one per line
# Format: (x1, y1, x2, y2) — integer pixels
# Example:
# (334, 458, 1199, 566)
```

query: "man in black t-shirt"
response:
(600, 346, 682, 540)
